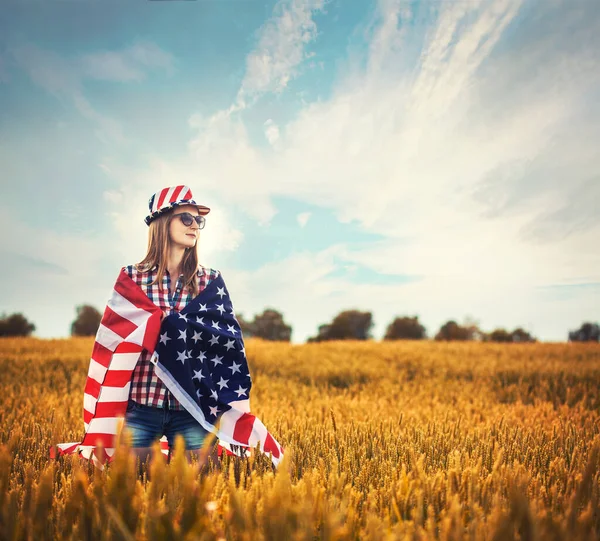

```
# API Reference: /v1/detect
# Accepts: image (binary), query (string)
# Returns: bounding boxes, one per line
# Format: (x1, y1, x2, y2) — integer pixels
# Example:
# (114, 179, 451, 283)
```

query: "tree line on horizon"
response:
(1, 307, 599, 343)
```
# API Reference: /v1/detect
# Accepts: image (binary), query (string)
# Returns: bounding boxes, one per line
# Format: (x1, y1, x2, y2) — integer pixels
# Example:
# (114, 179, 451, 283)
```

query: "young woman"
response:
(121, 185, 217, 468)
(56, 185, 283, 471)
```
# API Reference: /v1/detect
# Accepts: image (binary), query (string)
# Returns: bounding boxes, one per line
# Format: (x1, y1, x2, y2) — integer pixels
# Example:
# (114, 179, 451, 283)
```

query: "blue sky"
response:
(1, 0, 599, 343)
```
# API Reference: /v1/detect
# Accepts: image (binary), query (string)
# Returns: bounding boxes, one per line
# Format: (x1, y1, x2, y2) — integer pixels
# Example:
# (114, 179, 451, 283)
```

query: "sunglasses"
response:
(172, 212, 206, 229)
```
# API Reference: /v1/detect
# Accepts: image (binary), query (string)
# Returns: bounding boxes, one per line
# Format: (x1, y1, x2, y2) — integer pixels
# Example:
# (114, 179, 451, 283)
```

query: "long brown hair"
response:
(135, 210, 200, 297)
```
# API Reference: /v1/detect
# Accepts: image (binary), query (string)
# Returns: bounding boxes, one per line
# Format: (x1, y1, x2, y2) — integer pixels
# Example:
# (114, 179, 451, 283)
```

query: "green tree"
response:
(308, 310, 373, 342)
(568, 322, 600, 342)
(0, 313, 36, 337)
(236, 309, 292, 341)
(71, 305, 102, 336)
(383, 316, 427, 340)
(434, 320, 472, 341)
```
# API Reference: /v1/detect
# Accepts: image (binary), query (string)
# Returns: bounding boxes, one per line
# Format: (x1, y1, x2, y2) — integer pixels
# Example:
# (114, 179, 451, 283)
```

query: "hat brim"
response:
(145, 201, 211, 225)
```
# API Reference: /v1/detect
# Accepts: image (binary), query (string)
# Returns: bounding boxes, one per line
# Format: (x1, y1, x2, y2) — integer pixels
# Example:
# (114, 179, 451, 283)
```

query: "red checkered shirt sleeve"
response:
(125, 264, 220, 410)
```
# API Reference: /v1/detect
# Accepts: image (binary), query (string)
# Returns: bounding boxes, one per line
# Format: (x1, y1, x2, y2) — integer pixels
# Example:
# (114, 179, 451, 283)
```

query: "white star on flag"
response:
(176, 350, 187, 364)
(210, 355, 223, 366)
(178, 329, 187, 341)
(227, 324, 238, 335)
(217, 377, 229, 389)
(211, 320, 221, 330)
(235, 386, 248, 398)
(224, 339, 235, 351)
(229, 361, 241, 374)
(159, 332, 170, 345)
(209, 405, 219, 417)
(198, 350, 207, 362)
(199, 304, 208, 312)
(209, 334, 220, 346)
(211, 389, 218, 400)
(178, 313, 188, 322)
(193, 369, 204, 381)
(216, 304, 226, 315)
(192, 330, 202, 343)
(216, 287, 226, 298)
(196, 316, 204, 324)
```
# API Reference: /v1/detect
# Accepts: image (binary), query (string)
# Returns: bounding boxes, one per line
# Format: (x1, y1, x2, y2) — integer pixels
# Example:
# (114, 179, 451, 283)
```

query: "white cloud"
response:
(234, 0, 325, 109)
(223, 247, 598, 343)
(11, 41, 174, 144)
(79, 42, 175, 82)
(296, 212, 311, 227)
(264, 119, 280, 146)
(102, 189, 123, 204)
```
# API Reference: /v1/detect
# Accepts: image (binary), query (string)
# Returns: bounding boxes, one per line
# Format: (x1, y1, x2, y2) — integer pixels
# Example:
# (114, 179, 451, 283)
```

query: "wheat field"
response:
(0, 337, 599, 540)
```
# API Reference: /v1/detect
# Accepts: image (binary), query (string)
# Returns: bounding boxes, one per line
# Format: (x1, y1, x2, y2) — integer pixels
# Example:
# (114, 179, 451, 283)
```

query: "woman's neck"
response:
(166, 246, 186, 277)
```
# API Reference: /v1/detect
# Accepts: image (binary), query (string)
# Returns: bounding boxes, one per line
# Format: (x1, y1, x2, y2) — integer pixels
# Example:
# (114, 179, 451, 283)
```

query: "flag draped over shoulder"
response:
(54, 270, 163, 468)
(151, 274, 284, 467)
(54, 269, 284, 469)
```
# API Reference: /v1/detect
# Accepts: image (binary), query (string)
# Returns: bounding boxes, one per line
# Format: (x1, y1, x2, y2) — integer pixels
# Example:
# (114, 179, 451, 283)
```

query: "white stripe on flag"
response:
(84, 393, 97, 414)
(248, 418, 268, 449)
(219, 408, 245, 436)
(111, 289, 153, 329)
(83, 383, 130, 413)
(127, 318, 148, 350)
(96, 384, 131, 403)
(109, 351, 143, 372)
(96, 323, 124, 352)
(86, 417, 124, 435)
(87, 358, 107, 384)
(228, 399, 251, 413)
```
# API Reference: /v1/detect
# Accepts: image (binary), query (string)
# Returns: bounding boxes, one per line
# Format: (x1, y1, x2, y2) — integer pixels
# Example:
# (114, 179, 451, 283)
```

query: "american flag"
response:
(54, 269, 163, 467)
(54, 269, 283, 469)
(150, 274, 283, 467)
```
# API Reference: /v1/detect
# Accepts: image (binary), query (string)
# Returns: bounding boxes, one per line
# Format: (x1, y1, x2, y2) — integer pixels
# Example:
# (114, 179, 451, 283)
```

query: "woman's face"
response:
(168, 204, 201, 250)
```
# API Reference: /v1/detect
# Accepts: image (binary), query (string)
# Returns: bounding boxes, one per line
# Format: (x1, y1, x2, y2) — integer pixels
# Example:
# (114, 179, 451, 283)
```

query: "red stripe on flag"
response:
(113, 271, 161, 318)
(93, 401, 128, 418)
(85, 378, 101, 399)
(156, 187, 169, 211)
(181, 188, 192, 200)
(144, 312, 163, 353)
(103, 370, 134, 387)
(57, 443, 80, 456)
(170, 185, 184, 203)
(115, 341, 143, 354)
(81, 432, 115, 449)
(91, 342, 112, 367)
(84, 408, 93, 425)
(232, 413, 254, 445)
(102, 306, 138, 339)
(112, 272, 162, 352)
(263, 432, 281, 458)
(94, 447, 109, 466)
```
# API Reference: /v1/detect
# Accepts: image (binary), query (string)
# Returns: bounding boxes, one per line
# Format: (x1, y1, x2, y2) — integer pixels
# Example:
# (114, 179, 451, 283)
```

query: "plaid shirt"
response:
(124, 263, 220, 410)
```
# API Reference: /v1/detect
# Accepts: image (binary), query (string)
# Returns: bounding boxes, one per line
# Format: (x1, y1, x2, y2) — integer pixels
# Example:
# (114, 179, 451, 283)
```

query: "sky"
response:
(1, 0, 599, 343)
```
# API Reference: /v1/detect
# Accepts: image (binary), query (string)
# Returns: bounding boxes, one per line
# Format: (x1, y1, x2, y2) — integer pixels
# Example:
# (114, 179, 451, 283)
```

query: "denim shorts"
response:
(123, 399, 209, 450)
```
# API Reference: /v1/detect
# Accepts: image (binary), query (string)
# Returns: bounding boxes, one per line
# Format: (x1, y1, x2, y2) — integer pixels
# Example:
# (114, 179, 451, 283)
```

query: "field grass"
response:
(0, 337, 599, 540)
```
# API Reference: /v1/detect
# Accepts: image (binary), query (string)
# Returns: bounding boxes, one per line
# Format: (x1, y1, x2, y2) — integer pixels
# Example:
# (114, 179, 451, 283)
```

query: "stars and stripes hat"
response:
(145, 185, 211, 226)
